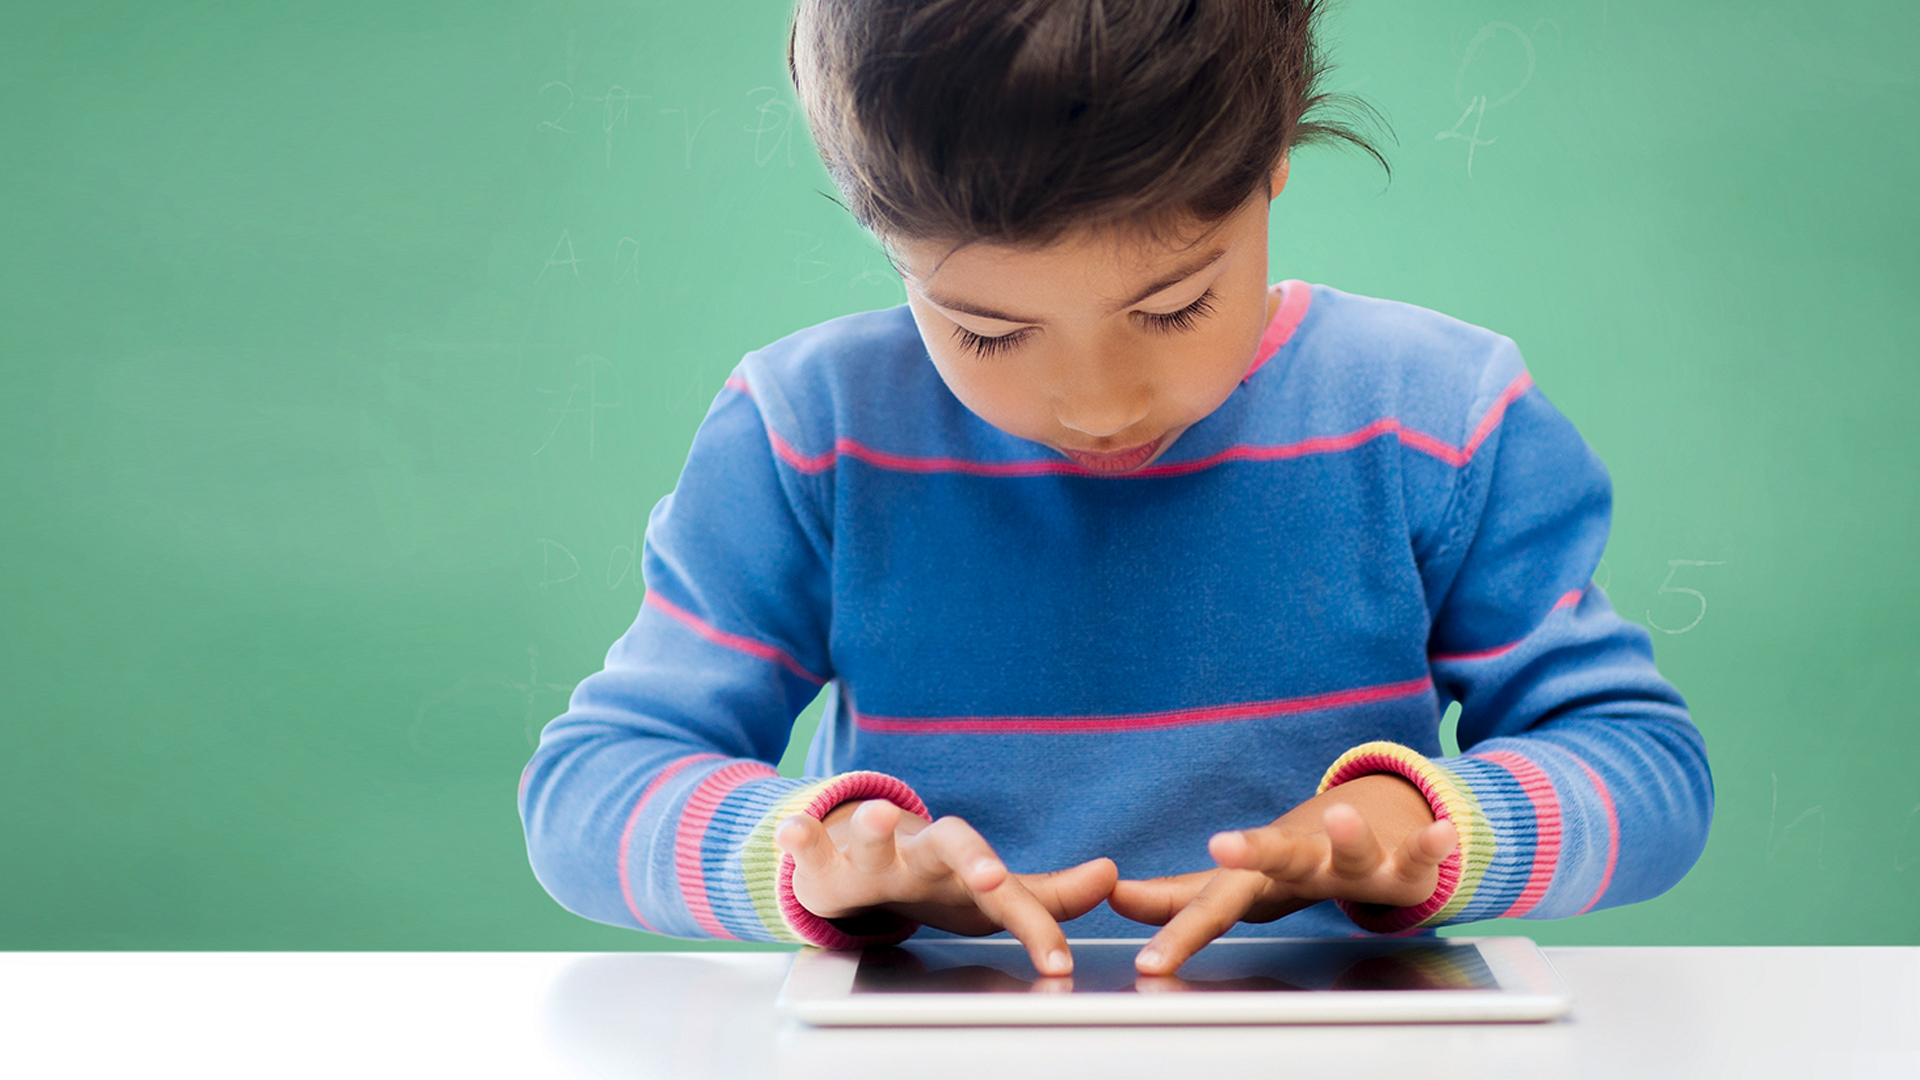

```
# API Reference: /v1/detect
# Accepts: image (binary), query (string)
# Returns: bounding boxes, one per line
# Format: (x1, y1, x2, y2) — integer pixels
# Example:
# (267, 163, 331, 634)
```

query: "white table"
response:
(2, 947, 1914, 1079)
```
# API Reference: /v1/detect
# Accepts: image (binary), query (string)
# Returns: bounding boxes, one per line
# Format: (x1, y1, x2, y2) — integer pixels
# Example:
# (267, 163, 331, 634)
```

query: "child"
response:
(519, 0, 1712, 978)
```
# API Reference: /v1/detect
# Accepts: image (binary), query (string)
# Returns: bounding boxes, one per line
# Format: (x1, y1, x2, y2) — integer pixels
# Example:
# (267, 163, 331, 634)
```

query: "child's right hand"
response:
(775, 800, 1117, 977)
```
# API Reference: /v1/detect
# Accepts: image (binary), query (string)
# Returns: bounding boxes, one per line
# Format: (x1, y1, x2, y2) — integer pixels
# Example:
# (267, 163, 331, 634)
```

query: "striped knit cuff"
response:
(1316, 742, 1493, 933)
(741, 770, 930, 949)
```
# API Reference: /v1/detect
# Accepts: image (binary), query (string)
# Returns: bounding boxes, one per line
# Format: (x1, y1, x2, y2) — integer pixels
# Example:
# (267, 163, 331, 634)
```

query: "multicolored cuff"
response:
(1316, 741, 1492, 933)
(742, 770, 930, 949)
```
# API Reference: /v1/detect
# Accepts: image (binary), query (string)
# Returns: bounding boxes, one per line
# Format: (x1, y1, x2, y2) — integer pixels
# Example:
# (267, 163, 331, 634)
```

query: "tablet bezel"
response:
(777, 937, 1570, 1026)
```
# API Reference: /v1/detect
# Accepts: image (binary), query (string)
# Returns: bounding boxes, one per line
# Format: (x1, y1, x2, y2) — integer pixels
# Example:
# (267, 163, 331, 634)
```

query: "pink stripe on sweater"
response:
(1568, 754, 1620, 915)
(732, 311, 1532, 480)
(673, 760, 780, 939)
(1473, 750, 1562, 918)
(617, 753, 725, 932)
(644, 592, 828, 686)
(856, 675, 1433, 735)
(753, 383, 1533, 479)
(1430, 588, 1586, 663)
(1391, 371, 1535, 467)
(1243, 280, 1313, 381)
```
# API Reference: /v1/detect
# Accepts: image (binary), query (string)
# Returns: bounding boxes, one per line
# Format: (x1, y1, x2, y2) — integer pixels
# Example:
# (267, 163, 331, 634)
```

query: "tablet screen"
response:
(851, 939, 1498, 994)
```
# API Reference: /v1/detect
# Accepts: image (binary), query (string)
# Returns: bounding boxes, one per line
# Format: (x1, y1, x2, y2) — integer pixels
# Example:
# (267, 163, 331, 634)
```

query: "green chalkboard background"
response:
(2, 0, 1915, 950)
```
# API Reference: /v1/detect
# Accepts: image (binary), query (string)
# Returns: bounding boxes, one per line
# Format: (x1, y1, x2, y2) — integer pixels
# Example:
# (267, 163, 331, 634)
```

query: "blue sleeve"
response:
(516, 377, 923, 946)
(1322, 371, 1714, 931)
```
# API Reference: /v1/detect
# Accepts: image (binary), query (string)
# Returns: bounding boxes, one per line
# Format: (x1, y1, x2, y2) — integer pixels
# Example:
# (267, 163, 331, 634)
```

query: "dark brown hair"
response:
(789, 0, 1386, 245)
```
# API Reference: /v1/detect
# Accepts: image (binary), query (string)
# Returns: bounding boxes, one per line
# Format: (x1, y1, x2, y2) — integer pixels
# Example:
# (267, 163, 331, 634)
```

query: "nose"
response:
(1054, 393, 1150, 439)
(1048, 345, 1151, 439)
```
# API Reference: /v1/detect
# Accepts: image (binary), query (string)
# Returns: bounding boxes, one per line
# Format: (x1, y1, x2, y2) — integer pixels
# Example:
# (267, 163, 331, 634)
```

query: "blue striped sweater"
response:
(518, 282, 1713, 943)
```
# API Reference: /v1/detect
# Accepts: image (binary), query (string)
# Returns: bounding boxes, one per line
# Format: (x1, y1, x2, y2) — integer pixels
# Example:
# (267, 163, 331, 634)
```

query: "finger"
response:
(1209, 826, 1319, 880)
(908, 821, 1071, 977)
(1016, 858, 1119, 921)
(1322, 802, 1387, 879)
(905, 817, 1008, 893)
(845, 799, 902, 874)
(1135, 870, 1264, 976)
(774, 815, 838, 878)
(1392, 819, 1458, 884)
(972, 875, 1075, 977)
(1108, 872, 1213, 927)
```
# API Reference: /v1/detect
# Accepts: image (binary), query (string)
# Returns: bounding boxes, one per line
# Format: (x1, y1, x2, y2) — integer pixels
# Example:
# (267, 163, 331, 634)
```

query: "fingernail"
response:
(971, 858, 1003, 878)
(1046, 950, 1070, 975)
(1137, 947, 1162, 969)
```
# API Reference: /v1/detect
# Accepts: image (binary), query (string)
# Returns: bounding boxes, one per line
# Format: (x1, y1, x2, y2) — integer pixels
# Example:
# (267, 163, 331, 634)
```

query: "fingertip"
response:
(968, 857, 1008, 891)
(1208, 830, 1250, 866)
(1322, 801, 1362, 827)
(773, 815, 809, 852)
(850, 799, 901, 832)
(1058, 858, 1120, 905)
(1135, 944, 1176, 976)
(1045, 949, 1072, 977)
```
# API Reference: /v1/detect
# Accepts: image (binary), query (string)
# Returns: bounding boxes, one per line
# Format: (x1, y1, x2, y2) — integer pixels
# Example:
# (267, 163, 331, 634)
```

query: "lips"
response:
(1062, 436, 1164, 474)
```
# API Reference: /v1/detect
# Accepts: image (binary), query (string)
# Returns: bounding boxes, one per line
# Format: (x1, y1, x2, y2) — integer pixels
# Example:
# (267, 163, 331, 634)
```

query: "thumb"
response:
(1020, 857, 1120, 921)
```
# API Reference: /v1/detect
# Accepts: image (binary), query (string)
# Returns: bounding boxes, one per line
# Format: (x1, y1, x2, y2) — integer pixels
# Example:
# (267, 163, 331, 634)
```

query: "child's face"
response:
(894, 164, 1285, 473)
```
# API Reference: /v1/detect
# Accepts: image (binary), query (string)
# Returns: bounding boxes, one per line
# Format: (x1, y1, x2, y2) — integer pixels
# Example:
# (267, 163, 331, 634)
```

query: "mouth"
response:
(1061, 436, 1164, 474)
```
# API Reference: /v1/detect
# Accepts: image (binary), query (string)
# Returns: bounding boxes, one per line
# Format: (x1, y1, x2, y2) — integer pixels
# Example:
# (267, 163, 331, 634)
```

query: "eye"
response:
(1140, 288, 1218, 334)
(953, 325, 1033, 357)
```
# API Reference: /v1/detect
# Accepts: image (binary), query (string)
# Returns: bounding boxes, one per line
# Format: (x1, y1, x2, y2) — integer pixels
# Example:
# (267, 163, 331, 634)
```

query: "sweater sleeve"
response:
(517, 374, 926, 947)
(1320, 369, 1713, 932)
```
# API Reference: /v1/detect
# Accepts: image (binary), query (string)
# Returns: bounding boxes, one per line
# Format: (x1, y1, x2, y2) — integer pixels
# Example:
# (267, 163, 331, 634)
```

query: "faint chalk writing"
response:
(786, 230, 831, 285)
(537, 81, 576, 133)
(746, 86, 797, 167)
(848, 251, 903, 297)
(1436, 97, 1496, 177)
(1766, 773, 1826, 869)
(1591, 557, 1612, 592)
(506, 645, 576, 747)
(537, 538, 580, 590)
(1436, 21, 1556, 177)
(537, 229, 584, 284)
(534, 354, 620, 458)
(661, 106, 720, 169)
(613, 236, 642, 284)
(608, 524, 641, 591)
(583, 85, 646, 168)
(1647, 559, 1726, 635)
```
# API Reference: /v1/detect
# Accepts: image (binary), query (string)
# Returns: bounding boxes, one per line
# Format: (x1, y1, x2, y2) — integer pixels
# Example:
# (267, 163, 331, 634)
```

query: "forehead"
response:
(893, 202, 1257, 310)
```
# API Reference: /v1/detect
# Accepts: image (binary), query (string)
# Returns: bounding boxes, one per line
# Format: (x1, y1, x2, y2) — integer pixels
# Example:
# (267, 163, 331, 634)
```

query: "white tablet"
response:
(778, 936, 1570, 1026)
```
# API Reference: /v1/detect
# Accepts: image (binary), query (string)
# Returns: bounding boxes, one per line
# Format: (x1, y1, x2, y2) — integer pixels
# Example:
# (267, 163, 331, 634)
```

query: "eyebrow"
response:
(923, 246, 1229, 325)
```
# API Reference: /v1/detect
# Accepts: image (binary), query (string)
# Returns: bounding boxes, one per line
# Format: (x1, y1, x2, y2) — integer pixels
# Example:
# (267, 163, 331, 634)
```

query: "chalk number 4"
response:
(1647, 559, 1726, 635)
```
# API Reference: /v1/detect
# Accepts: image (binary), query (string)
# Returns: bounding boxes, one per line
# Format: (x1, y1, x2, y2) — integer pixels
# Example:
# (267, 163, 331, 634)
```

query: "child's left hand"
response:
(1108, 774, 1458, 975)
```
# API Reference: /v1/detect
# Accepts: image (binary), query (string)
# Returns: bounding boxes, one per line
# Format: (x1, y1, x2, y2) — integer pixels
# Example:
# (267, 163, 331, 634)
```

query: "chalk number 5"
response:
(1647, 559, 1726, 635)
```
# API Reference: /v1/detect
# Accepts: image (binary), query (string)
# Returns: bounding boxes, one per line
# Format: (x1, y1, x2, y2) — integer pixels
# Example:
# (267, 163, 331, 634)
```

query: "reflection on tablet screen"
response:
(851, 940, 1498, 994)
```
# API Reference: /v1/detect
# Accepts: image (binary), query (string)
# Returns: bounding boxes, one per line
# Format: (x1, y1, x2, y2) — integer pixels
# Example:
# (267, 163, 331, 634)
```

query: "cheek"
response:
(1159, 319, 1263, 415)
(907, 300, 1057, 440)
(926, 348, 1050, 436)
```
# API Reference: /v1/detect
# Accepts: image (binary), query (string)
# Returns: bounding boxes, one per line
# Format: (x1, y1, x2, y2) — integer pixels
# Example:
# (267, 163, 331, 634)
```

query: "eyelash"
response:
(951, 288, 1220, 357)
(954, 325, 1033, 358)
(1141, 288, 1217, 335)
